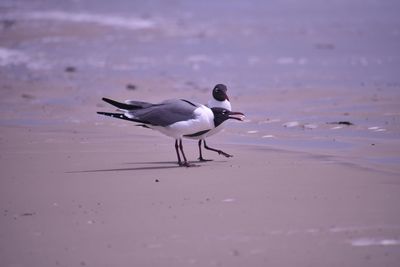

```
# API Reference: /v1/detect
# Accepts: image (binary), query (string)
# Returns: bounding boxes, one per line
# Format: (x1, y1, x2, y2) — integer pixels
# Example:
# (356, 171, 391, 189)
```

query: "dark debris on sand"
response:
(126, 83, 137, 90)
(327, 121, 354, 126)
(65, 66, 77, 73)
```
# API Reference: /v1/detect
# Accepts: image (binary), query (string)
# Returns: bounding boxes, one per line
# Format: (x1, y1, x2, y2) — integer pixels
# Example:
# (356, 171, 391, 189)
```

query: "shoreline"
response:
(1, 121, 400, 266)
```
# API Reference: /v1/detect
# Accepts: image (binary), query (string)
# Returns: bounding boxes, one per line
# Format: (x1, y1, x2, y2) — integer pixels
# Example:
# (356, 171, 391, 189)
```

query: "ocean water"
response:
(1, 0, 400, 172)
(1, 0, 400, 89)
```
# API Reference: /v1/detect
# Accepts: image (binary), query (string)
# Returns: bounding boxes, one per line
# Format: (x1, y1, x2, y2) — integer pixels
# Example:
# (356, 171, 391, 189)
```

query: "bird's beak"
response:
(223, 90, 230, 101)
(228, 111, 245, 121)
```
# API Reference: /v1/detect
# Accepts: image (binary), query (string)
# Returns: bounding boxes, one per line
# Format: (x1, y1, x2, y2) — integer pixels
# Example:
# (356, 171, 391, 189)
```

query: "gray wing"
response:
(127, 99, 201, 127)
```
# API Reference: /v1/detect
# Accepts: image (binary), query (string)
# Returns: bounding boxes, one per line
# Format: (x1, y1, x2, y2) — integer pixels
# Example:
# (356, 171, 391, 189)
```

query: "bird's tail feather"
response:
(97, 111, 148, 124)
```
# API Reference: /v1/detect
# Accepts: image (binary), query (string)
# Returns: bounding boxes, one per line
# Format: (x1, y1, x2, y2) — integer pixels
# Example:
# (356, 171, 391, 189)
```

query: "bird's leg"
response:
(175, 139, 182, 165)
(203, 140, 233, 158)
(179, 139, 197, 167)
(198, 139, 213, 162)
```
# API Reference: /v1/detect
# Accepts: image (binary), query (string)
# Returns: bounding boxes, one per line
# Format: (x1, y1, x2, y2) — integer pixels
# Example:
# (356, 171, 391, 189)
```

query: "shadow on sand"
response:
(66, 160, 228, 173)
(67, 162, 182, 173)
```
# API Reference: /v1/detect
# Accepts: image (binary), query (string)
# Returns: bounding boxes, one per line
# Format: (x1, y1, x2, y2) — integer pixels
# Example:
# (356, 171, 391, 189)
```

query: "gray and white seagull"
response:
(97, 97, 244, 167)
(185, 84, 232, 161)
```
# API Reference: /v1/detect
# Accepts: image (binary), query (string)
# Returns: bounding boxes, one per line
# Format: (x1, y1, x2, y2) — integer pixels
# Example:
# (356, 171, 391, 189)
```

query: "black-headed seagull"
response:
(185, 84, 233, 161)
(97, 97, 244, 167)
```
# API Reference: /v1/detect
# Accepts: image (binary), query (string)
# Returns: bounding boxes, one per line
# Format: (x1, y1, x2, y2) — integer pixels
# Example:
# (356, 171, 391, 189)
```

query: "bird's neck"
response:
(208, 99, 231, 110)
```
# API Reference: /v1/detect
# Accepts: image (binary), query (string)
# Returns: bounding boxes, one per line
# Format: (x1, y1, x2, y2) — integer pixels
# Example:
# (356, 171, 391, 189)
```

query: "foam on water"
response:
(262, 135, 275, 138)
(283, 121, 300, 128)
(350, 238, 400, 247)
(0, 47, 29, 66)
(0, 47, 49, 70)
(8, 11, 156, 30)
(222, 198, 235, 203)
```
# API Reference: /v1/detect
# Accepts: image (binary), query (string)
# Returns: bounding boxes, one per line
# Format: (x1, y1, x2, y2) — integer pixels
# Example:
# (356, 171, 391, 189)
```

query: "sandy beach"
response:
(1, 0, 400, 266)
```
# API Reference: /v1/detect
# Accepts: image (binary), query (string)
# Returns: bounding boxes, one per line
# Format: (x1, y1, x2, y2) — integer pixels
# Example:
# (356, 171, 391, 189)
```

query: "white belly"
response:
(151, 105, 214, 139)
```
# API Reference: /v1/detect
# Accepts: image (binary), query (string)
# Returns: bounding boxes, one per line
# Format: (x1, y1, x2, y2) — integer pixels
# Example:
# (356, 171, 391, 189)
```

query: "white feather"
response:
(149, 105, 214, 139)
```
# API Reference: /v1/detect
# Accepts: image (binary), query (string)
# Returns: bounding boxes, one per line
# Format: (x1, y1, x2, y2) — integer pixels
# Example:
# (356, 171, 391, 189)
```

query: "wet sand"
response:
(1, 115, 400, 267)
(1, 0, 400, 266)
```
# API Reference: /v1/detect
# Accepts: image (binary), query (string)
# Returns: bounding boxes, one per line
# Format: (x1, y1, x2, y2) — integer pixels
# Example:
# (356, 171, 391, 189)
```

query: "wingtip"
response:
(101, 97, 139, 110)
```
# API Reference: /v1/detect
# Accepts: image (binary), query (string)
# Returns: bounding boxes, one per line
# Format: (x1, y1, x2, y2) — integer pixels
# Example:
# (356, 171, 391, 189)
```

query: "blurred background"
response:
(2, 0, 400, 88)
(1, 0, 400, 171)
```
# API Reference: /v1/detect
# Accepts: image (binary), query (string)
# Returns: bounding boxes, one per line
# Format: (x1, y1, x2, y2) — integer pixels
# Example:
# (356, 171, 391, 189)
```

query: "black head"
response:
(212, 84, 229, 101)
(211, 107, 244, 127)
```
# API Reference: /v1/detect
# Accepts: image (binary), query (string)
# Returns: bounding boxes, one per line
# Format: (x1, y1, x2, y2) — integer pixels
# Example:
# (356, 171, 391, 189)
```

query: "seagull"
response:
(185, 84, 233, 161)
(97, 97, 244, 167)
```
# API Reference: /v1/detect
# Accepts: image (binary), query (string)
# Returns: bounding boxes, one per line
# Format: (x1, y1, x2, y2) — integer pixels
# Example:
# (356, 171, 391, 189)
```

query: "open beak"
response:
(228, 111, 245, 121)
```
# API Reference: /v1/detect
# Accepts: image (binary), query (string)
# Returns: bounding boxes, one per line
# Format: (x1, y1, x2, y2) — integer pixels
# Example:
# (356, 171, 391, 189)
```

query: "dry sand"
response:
(1, 1, 400, 266)
(1, 84, 400, 266)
